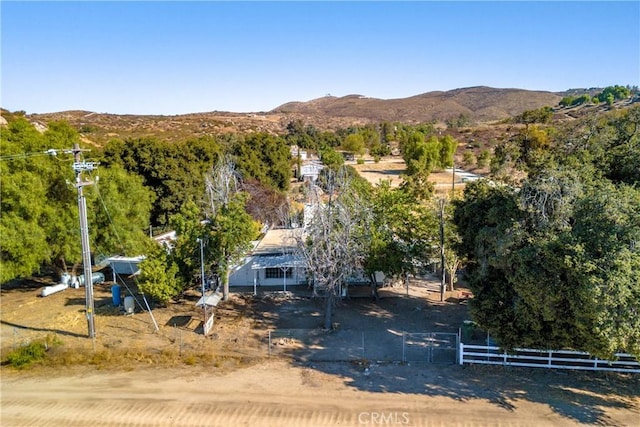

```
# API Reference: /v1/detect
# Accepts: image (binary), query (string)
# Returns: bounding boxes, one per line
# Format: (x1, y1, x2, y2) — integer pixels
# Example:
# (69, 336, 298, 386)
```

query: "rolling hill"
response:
(2, 86, 613, 146)
(273, 86, 562, 123)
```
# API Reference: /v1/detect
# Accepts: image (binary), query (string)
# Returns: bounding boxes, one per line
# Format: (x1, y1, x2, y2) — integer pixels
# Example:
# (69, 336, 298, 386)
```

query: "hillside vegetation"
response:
(2, 86, 596, 146)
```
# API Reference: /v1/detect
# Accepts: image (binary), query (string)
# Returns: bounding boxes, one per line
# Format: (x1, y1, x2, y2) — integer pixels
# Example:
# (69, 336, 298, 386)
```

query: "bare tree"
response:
(205, 154, 240, 216)
(291, 168, 371, 330)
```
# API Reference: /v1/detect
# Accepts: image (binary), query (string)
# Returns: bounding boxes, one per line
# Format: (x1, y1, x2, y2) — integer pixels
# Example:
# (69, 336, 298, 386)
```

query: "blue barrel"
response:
(111, 285, 121, 307)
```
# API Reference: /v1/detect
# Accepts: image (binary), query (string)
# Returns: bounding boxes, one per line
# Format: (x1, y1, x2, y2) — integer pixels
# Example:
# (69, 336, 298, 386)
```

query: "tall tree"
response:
(453, 176, 640, 359)
(294, 167, 370, 329)
(232, 132, 292, 191)
(341, 133, 366, 158)
(364, 181, 439, 297)
(204, 158, 260, 300)
(0, 119, 154, 282)
(207, 192, 260, 301)
(102, 136, 220, 227)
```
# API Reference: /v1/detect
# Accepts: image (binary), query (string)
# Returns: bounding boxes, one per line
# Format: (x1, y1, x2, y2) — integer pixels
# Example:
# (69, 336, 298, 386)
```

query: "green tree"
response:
(365, 182, 438, 297)
(233, 133, 292, 191)
(0, 120, 154, 282)
(319, 145, 344, 170)
(439, 135, 457, 168)
(342, 133, 366, 158)
(515, 107, 553, 125)
(207, 192, 260, 300)
(453, 175, 640, 359)
(204, 158, 260, 300)
(559, 96, 575, 107)
(402, 133, 457, 176)
(555, 105, 639, 186)
(87, 164, 155, 259)
(138, 246, 183, 305)
(399, 169, 434, 202)
(596, 85, 631, 104)
(102, 136, 221, 227)
(168, 200, 207, 285)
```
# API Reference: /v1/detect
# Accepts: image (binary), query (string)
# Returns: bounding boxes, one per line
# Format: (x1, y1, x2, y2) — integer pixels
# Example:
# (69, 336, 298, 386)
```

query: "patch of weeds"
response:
(183, 354, 197, 365)
(5, 341, 47, 368)
(48, 348, 86, 366)
(90, 350, 113, 367)
(4, 334, 61, 369)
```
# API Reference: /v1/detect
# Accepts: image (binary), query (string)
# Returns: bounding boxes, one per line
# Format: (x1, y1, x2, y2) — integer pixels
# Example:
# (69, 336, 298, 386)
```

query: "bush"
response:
(477, 150, 491, 168)
(4, 336, 60, 368)
(463, 151, 476, 167)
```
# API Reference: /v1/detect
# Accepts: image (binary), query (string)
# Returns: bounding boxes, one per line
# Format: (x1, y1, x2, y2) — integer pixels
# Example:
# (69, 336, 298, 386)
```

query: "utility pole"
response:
(452, 160, 455, 195)
(439, 198, 446, 302)
(73, 144, 98, 338)
(197, 238, 206, 295)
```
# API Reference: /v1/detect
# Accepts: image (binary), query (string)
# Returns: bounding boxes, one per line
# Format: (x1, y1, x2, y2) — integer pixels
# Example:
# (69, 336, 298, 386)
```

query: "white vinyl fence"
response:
(459, 343, 640, 373)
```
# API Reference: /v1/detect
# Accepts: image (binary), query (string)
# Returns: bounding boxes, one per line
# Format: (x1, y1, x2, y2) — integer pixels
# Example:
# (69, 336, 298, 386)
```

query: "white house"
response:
(291, 145, 308, 161)
(229, 228, 308, 292)
(299, 160, 324, 182)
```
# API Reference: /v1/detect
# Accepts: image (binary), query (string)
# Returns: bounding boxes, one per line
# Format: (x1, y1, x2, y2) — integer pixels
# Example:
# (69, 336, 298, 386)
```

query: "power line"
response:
(0, 148, 86, 161)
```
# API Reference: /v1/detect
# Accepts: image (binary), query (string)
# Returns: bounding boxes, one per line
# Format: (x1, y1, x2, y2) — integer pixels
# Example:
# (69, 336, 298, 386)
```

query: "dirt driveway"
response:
(1, 275, 639, 426)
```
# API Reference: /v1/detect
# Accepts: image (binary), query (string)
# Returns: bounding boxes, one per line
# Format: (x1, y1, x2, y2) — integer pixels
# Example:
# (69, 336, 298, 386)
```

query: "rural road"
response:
(2, 360, 637, 427)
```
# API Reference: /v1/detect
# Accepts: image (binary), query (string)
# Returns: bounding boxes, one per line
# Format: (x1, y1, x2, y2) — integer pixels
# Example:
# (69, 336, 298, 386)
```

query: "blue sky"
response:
(2, 1, 639, 115)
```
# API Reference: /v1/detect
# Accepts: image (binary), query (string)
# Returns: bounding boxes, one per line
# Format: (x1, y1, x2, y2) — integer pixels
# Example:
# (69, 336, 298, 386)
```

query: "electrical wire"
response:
(85, 167, 159, 330)
(1, 148, 76, 163)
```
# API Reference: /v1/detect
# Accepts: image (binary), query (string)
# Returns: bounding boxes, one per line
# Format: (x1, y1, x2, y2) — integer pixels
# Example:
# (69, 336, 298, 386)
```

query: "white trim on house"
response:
(229, 229, 308, 290)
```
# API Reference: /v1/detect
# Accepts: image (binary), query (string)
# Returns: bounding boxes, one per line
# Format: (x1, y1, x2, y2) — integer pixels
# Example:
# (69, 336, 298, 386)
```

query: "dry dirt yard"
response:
(1, 273, 639, 426)
(349, 156, 472, 196)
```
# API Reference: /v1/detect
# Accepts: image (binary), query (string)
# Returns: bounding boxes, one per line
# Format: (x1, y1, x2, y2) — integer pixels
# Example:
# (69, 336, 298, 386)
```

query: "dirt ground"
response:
(1, 273, 639, 426)
(350, 157, 469, 196)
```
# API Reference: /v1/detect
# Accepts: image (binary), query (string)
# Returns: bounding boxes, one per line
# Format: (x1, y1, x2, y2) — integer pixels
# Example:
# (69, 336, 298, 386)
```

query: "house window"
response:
(265, 267, 292, 279)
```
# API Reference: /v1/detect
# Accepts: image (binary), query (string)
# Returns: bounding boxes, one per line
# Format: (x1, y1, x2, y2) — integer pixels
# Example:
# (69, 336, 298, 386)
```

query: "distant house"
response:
(299, 160, 324, 182)
(290, 145, 307, 161)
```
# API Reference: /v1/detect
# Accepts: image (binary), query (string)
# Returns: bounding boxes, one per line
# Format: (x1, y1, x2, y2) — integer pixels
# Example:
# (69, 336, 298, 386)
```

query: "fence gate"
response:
(403, 332, 459, 364)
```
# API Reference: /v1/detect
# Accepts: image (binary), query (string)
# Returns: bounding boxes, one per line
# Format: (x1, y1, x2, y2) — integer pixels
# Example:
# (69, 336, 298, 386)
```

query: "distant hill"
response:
(3, 86, 606, 145)
(273, 86, 563, 124)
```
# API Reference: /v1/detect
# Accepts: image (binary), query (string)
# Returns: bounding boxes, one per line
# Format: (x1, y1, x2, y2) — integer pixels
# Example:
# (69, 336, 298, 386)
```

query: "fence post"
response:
(548, 351, 552, 367)
(459, 342, 464, 365)
(456, 328, 461, 365)
(402, 332, 406, 363)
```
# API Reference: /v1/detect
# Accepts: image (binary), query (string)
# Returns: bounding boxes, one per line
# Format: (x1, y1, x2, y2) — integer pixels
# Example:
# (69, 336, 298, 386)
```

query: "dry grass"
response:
(20, 87, 571, 146)
(351, 158, 470, 193)
(8, 338, 265, 372)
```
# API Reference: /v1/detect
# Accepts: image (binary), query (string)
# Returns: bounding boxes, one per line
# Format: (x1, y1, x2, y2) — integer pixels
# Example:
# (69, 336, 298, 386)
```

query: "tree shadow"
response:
(306, 362, 639, 425)
(0, 320, 87, 339)
(1, 276, 56, 293)
(250, 284, 639, 425)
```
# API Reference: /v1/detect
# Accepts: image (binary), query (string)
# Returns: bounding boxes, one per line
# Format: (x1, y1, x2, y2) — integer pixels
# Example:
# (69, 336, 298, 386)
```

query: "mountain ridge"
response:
(272, 86, 563, 123)
(2, 86, 606, 145)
